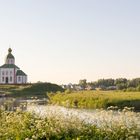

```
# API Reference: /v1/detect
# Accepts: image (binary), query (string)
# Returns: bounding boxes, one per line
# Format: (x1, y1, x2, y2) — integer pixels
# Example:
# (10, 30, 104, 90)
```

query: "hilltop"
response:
(0, 83, 64, 98)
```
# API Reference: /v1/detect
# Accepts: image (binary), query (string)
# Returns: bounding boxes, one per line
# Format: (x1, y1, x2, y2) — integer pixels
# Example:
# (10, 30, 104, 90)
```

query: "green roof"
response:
(16, 70, 27, 76)
(0, 64, 19, 69)
(6, 53, 15, 59)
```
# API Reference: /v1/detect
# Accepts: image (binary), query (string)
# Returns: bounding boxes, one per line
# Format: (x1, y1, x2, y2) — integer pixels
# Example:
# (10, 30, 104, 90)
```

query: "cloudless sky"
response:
(0, 0, 140, 84)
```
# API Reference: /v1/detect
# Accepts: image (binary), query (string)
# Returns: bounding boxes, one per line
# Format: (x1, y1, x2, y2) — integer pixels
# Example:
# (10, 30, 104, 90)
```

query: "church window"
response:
(10, 77, 12, 82)
(18, 77, 21, 82)
(2, 71, 4, 75)
(2, 77, 4, 82)
(6, 71, 8, 75)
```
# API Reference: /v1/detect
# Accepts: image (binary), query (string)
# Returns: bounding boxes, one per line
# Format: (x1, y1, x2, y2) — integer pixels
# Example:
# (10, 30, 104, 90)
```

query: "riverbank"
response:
(49, 91, 140, 111)
(0, 105, 140, 139)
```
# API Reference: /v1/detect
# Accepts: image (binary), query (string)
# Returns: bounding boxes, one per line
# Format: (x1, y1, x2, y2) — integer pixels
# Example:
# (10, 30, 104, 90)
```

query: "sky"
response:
(0, 0, 140, 84)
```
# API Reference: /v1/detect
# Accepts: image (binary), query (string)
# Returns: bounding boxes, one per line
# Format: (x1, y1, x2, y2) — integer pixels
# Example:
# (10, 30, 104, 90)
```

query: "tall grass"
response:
(0, 105, 140, 140)
(49, 91, 140, 110)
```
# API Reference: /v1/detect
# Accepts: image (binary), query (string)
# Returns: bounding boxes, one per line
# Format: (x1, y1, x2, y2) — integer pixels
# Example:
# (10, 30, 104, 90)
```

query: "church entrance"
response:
(6, 77, 8, 84)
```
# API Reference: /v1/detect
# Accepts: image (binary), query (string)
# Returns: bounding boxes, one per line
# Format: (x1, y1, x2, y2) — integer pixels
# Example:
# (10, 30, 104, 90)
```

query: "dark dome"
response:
(6, 48, 15, 59)
(6, 53, 15, 59)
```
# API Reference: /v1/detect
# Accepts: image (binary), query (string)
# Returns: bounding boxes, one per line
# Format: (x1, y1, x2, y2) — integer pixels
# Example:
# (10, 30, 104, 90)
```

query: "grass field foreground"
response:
(0, 105, 140, 140)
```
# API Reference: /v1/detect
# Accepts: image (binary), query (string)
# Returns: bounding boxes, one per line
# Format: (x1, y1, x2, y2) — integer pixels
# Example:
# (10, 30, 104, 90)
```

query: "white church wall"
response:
(16, 76, 27, 84)
(23, 76, 27, 83)
(0, 68, 15, 84)
(17, 76, 21, 84)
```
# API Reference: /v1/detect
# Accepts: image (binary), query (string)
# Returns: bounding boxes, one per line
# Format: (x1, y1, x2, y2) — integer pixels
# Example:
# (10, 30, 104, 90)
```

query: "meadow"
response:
(49, 90, 140, 111)
(1, 85, 140, 139)
(0, 105, 140, 140)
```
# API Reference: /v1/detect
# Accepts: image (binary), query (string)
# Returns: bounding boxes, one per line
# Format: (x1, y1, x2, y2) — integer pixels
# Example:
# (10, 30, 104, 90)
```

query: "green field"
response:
(49, 91, 140, 110)
(0, 83, 64, 98)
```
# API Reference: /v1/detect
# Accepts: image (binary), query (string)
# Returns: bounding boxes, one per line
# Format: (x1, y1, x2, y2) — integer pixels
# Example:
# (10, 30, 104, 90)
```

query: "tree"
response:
(79, 79, 87, 89)
(127, 78, 140, 88)
(115, 78, 128, 85)
(96, 79, 115, 88)
(114, 78, 128, 90)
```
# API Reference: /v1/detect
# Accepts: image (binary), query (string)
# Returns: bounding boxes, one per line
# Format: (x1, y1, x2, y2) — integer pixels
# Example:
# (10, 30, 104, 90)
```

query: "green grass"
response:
(0, 83, 64, 98)
(49, 90, 140, 110)
(0, 109, 139, 140)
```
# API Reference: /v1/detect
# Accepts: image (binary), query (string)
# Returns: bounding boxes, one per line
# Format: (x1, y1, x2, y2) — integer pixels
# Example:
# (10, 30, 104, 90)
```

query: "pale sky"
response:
(0, 0, 140, 84)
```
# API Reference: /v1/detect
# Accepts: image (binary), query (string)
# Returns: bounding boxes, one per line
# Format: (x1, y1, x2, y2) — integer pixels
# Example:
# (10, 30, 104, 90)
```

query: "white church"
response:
(0, 48, 27, 84)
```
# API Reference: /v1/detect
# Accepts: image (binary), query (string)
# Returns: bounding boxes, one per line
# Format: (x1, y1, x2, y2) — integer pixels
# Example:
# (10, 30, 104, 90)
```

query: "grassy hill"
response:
(0, 83, 64, 98)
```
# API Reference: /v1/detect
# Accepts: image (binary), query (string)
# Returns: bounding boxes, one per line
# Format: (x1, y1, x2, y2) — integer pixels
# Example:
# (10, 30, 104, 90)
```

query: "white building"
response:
(0, 48, 27, 84)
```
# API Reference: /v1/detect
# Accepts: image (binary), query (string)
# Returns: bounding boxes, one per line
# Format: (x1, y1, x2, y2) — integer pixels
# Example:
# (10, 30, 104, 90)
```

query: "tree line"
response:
(79, 78, 140, 91)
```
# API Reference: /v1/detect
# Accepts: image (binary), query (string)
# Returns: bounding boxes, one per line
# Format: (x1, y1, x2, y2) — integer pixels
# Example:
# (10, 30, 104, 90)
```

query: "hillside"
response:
(0, 83, 64, 98)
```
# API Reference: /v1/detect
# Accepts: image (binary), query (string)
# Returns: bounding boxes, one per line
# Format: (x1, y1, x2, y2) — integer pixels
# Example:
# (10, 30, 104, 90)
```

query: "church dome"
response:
(5, 48, 15, 64)
(6, 48, 15, 59)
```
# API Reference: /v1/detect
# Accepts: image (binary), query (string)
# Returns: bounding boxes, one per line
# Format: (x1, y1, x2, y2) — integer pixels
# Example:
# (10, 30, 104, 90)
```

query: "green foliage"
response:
(0, 109, 139, 140)
(23, 83, 64, 93)
(65, 89, 72, 94)
(88, 78, 140, 91)
(0, 83, 64, 98)
(116, 83, 127, 90)
(50, 91, 140, 110)
(79, 79, 87, 88)
(128, 78, 140, 88)
(115, 78, 128, 85)
(97, 79, 115, 87)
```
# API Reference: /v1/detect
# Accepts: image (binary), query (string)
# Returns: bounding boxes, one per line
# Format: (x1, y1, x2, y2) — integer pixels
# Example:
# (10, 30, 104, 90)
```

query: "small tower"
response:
(5, 48, 15, 64)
